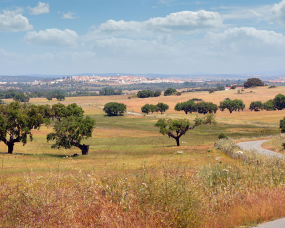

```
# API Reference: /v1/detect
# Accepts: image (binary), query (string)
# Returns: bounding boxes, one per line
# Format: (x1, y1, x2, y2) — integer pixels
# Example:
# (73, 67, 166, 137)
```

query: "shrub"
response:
(137, 90, 154, 98)
(218, 133, 228, 139)
(164, 88, 177, 96)
(153, 90, 161, 97)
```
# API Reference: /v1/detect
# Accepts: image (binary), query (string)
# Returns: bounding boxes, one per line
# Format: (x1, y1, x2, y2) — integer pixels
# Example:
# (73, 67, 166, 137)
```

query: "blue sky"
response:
(1, 0, 285, 75)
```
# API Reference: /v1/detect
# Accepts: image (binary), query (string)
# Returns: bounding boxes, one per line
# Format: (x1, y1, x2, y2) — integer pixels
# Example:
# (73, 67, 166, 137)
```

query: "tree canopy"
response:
(244, 78, 264, 88)
(0, 101, 50, 154)
(47, 115, 95, 155)
(155, 114, 215, 146)
(249, 101, 263, 111)
(164, 88, 177, 96)
(219, 99, 245, 113)
(103, 102, 127, 116)
(174, 100, 197, 114)
(137, 90, 154, 98)
(157, 102, 169, 114)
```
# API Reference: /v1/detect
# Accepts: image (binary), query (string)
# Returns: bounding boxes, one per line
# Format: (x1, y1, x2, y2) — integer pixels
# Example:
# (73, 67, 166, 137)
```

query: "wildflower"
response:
(222, 169, 229, 173)
(215, 157, 220, 161)
(177, 151, 183, 154)
(236, 151, 243, 154)
(142, 183, 147, 187)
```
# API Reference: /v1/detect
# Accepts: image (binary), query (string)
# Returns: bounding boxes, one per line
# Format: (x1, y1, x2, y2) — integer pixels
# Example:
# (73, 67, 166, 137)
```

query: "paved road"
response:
(237, 140, 285, 159)
(236, 140, 285, 228)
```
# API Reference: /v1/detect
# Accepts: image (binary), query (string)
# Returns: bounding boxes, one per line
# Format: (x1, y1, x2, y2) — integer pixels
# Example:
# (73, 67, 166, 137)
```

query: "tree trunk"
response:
(7, 143, 14, 154)
(79, 144, 89, 155)
(175, 137, 180, 146)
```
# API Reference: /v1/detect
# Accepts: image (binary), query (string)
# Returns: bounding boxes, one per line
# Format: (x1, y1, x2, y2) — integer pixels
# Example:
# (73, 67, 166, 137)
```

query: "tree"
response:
(273, 94, 285, 110)
(174, 100, 197, 114)
(153, 90, 161, 97)
(219, 99, 245, 113)
(155, 114, 215, 146)
(51, 103, 84, 121)
(249, 101, 263, 111)
(149, 104, 158, 113)
(280, 117, 285, 133)
(46, 95, 53, 101)
(137, 90, 154, 98)
(103, 102, 126, 116)
(13, 92, 29, 102)
(141, 104, 151, 114)
(56, 94, 65, 101)
(0, 101, 49, 154)
(157, 102, 169, 114)
(263, 99, 276, 111)
(47, 116, 95, 155)
(164, 88, 177, 96)
(230, 85, 237, 90)
(244, 78, 264, 88)
(196, 102, 218, 114)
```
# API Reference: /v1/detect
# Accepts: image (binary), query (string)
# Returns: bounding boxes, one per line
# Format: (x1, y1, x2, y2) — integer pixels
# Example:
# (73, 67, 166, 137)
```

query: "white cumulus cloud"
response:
(208, 27, 285, 55)
(24, 29, 78, 47)
(62, 12, 77, 19)
(28, 2, 49, 15)
(272, 0, 285, 24)
(0, 10, 33, 32)
(99, 10, 222, 33)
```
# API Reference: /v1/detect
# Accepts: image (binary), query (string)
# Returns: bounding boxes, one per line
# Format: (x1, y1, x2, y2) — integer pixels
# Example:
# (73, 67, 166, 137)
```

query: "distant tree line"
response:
(249, 94, 285, 111)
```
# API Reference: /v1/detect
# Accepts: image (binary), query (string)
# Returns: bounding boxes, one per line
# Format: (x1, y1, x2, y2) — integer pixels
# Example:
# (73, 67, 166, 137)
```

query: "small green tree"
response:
(137, 90, 154, 98)
(47, 116, 95, 155)
(174, 100, 197, 114)
(155, 114, 215, 146)
(219, 99, 245, 113)
(157, 102, 169, 114)
(249, 101, 263, 111)
(280, 117, 285, 133)
(273, 94, 285, 110)
(103, 102, 126, 116)
(164, 88, 177, 96)
(13, 92, 29, 102)
(149, 104, 158, 113)
(46, 95, 53, 101)
(141, 104, 151, 114)
(0, 101, 50, 154)
(263, 99, 276, 111)
(153, 90, 161, 97)
(56, 94, 65, 101)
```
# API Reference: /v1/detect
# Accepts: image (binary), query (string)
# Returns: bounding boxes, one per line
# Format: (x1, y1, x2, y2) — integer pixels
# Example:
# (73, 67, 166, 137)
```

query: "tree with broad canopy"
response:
(47, 115, 95, 155)
(155, 113, 216, 146)
(0, 101, 51, 154)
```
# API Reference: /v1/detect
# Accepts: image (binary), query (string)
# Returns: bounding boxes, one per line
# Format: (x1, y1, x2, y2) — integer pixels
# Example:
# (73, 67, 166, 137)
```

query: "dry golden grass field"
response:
(1, 86, 285, 227)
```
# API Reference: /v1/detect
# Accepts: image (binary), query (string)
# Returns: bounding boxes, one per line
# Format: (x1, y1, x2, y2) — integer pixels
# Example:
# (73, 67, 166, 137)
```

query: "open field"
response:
(1, 87, 285, 227)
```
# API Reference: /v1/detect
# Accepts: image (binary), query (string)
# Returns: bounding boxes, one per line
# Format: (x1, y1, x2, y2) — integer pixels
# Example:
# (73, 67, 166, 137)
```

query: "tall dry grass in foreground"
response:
(2, 140, 285, 228)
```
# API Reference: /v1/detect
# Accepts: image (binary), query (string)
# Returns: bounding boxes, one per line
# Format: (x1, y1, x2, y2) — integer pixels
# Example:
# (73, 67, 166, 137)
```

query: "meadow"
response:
(1, 86, 285, 227)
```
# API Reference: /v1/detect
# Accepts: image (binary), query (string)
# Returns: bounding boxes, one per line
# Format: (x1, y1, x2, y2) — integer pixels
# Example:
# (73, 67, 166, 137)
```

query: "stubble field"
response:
(1, 86, 285, 227)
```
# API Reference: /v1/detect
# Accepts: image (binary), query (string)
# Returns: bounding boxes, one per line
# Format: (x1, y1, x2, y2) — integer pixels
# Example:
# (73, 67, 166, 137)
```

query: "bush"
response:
(164, 88, 177, 96)
(103, 102, 126, 116)
(153, 90, 161, 97)
(218, 133, 228, 139)
(137, 90, 154, 98)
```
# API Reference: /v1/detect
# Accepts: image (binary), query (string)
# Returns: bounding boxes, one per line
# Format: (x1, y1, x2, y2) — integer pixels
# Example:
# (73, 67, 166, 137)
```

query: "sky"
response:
(1, 0, 285, 76)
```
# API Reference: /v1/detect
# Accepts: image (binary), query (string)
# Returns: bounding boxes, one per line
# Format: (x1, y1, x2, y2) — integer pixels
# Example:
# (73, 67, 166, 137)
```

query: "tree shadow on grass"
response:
(0, 152, 76, 158)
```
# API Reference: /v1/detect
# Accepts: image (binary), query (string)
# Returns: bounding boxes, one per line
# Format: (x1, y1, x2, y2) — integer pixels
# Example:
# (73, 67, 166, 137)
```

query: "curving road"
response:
(236, 140, 285, 228)
(237, 140, 285, 159)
